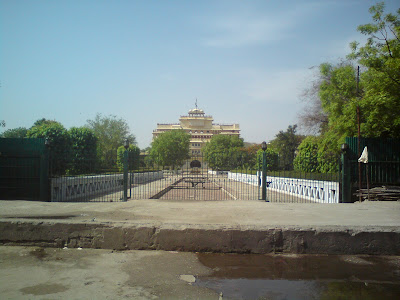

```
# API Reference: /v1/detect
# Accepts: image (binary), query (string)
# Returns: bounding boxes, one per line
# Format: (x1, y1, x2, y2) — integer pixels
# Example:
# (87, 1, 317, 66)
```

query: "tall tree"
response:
(27, 121, 71, 175)
(0, 127, 28, 138)
(203, 135, 244, 170)
(86, 113, 136, 166)
(68, 127, 98, 174)
(297, 3, 400, 172)
(149, 130, 190, 169)
(269, 125, 303, 170)
(348, 2, 400, 137)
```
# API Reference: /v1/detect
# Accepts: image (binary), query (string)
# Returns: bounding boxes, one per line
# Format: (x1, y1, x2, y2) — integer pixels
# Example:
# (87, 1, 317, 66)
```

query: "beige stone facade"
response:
(152, 107, 240, 155)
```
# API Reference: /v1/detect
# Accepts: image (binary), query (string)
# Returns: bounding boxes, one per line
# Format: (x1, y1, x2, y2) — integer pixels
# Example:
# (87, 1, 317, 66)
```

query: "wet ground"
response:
(1, 246, 399, 299)
(195, 253, 400, 299)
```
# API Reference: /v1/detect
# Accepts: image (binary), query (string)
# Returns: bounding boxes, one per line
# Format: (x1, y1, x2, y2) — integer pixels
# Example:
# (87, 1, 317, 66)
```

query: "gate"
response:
(341, 137, 400, 202)
(131, 154, 339, 203)
(0, 138, 49, 201)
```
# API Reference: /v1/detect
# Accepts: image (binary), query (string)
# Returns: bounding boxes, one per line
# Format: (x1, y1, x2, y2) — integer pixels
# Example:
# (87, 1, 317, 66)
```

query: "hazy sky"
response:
(1, 0, 399, 148)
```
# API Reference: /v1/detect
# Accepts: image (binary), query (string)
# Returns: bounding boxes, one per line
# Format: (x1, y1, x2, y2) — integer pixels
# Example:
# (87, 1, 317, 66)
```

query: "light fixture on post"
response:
(261, 141, 268, 201)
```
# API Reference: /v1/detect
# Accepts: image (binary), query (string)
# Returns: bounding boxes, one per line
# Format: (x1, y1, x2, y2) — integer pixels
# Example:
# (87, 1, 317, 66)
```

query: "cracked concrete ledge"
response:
(1, 220, 399, 255)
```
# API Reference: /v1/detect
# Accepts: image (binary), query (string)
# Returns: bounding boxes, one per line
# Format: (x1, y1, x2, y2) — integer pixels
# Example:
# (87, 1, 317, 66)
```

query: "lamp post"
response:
(341, 143, 350, 203)
(123, 139, 129, 201)
(261, 141, 268, 201)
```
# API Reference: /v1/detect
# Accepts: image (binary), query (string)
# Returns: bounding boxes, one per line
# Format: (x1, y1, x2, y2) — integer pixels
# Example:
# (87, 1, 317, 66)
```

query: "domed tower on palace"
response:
(152, 103, 240, 155)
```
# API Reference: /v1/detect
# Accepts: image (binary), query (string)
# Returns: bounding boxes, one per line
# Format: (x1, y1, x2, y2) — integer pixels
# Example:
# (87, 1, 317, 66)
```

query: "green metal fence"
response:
(341, 137, 400, 202)
(0, 138, 49, 201)
(130, 154, 339, 203)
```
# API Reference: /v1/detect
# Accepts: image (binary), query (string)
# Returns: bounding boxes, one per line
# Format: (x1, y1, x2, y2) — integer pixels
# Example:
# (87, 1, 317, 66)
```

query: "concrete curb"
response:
(1, 221, 399, 255)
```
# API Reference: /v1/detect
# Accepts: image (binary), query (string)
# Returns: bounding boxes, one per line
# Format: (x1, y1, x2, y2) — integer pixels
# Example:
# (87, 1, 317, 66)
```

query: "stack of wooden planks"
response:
(356, 186, 400, 201)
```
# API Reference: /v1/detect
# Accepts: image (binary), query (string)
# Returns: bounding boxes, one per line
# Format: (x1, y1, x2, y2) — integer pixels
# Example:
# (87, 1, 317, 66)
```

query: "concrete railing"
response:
(228, 172, 339, 203)
(51, 171, 163, 202)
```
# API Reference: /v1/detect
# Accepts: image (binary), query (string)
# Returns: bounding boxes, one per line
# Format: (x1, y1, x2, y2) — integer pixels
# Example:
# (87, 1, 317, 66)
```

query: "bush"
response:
(117, 144, 140, 171)
(68, 127, 98, 174)
(256, 149, 279, 171)
(27, 122, 71, 175)
(293, 136, 319, 172)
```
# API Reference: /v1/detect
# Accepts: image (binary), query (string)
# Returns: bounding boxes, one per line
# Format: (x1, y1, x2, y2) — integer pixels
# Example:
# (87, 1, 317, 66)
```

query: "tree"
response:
(269, 125, 304, 170)
(293, 136, 319, 173)
(348, 2, 400, 137)
(68, 127, 98, 174)
(0, 127, 28, 138)
(256, 148, 279, 171)
(297, 3, 400, 173)
(27, 121, 71, 175)
(149, 130, 190, 169)
(238, 144, 261, 169)
(86, 113, 136, 167)
(117, 144, 140, 171)
(203, 135, 244, 170)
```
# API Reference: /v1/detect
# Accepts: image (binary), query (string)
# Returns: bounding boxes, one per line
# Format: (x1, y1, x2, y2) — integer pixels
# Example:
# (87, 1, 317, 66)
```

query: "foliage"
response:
(149, 130, 190, 168)
(0, 127, 28, 138)
(67, 127, 98, 174)
(348, 2, 400, 137)
(298, 3, 399, 172)
(86, 113, 136, 167)
(203, 135, 244, 170)
(256, 148, 279, 171)
(117, 144, 140, 171)
(293, 136, 319, 172)
(31, 118, 60, 128)
(237, 144, 260, 169)
(269, 125, 304, 170)
(27, 121, 71, 175)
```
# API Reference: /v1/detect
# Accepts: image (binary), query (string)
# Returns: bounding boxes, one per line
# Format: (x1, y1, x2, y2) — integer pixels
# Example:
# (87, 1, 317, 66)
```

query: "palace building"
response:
(152, 106, 240, 155)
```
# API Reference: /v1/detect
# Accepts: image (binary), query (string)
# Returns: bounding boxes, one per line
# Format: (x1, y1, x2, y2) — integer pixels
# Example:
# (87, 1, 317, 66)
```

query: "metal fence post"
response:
(261, 142, 268, 201)
(123, 140, 129, 202)
(341, 143, 351, 203)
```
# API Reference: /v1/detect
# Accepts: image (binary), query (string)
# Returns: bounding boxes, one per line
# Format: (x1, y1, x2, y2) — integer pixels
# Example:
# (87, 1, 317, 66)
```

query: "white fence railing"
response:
(228, 172, 339, 203)
(51, 171, 163, 202)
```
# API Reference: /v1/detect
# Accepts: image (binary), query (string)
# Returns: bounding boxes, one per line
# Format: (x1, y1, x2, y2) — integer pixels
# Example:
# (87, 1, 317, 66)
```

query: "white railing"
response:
(228, 172, 339, 203)
(51, 171, 163, 202)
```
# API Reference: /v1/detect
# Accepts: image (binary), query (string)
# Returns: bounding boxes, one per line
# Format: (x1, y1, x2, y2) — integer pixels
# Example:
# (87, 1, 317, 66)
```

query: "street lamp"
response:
(261, 141, 268, 201)
(261, 141, 267, 151)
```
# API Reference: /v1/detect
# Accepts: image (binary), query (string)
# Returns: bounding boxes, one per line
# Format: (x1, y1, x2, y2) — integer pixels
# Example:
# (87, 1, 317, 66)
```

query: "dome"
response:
(188, 108, 205, 115)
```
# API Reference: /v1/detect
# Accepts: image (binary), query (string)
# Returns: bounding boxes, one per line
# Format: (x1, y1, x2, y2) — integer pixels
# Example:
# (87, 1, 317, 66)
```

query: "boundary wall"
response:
(51, 171, 163, 202)
(228, 172, 339, 203)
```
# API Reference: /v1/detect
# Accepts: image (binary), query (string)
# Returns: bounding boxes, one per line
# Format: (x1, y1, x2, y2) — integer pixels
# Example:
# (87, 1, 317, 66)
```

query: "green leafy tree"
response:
(68, 127, 98, 174)
(237, 144, 261, 169)
(117, 144, 140, 171)
(293, 136, 319, 173)
(348, 2, 400, 137)
(0, 127, 28, 138)
(149, 130, 190, 169)
(86, 113, 136, 167)
(203, 135, 244, 170)
(298, 3, 400, 172)
(27, 121, 71, 175)
(269, 125, 304, 170)
(256, 148, 279, 171)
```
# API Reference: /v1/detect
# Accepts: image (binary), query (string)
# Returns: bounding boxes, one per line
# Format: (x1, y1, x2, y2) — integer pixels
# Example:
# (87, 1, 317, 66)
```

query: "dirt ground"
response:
(0, 246, 218, 300)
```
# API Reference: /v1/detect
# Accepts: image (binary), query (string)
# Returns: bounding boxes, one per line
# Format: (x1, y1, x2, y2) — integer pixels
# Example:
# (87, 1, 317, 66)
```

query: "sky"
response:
(1, 0, 399, 149)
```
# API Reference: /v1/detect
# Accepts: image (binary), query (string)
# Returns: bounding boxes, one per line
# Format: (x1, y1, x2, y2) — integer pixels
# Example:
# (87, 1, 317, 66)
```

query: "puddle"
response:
(195, 253, 400, 300)
(20, 283, 68, 295)
(6, 215, 76, 220)
(29, 248, 48, 260)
